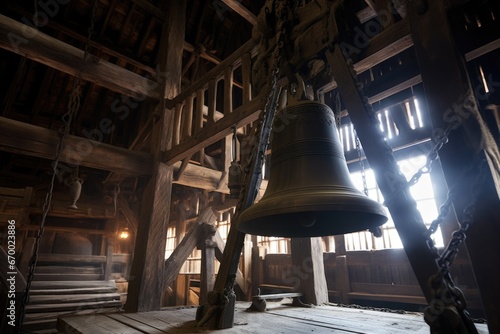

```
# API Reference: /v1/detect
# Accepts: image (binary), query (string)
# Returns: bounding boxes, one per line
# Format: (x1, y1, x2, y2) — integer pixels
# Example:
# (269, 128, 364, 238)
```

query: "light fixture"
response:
(119, 228, 130, 240)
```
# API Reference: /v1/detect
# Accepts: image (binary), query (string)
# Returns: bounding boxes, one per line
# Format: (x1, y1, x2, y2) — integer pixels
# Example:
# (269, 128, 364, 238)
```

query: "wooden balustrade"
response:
(164, 40, 263, 167)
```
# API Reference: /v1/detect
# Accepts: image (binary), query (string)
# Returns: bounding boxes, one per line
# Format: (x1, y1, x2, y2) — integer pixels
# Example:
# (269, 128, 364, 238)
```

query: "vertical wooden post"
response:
(241, 53, 252, 103)
(173, 103, 183, 146)
(104, 237, 114, 281)
(408, 1, 500, 331)
(335, 255, 350, 304)
(334, 235, 346, 255)
(124, 0, 186, 313)
(290, 238, 329, 305)
(195, 88, 205, 165)
(200, 235, 216, 305)
(182, 94, 195, 139)
(224, 67, 233, 115)
(207, 79, 217, 125)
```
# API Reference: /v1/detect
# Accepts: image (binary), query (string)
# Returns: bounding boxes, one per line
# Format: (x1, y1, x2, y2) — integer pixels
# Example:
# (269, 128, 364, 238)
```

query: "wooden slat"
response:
(173, 103, 183, 146)
(241, 53, 252, 103)
(182, 94, 195, 139)
(166, 40, 256, 109)
(224, 67, 233, 115)
(207, 79, 217, 125)
(57, 314, 141, 334)
(107, 314, 168, 334)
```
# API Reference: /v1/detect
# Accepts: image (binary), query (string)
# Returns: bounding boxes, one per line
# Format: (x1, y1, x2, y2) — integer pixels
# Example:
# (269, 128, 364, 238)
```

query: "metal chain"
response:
(233, 0, 292, 217)
(16, 2, 98, 332)
(339, 39, 480, 331)
(405, 92, 483, 333)
(355, 132, 368, 196)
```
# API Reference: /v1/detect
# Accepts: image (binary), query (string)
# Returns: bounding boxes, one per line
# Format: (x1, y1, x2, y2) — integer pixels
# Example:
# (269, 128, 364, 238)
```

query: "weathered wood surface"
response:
(163, 208, 217, 289)
(125, 0, 185, 313)
(408, 1, 500, 332)
(0, 14, 160, 99)
(290, 238, 329, 305)
(0, 116, 153, 176)
(57, 303, 489, 333)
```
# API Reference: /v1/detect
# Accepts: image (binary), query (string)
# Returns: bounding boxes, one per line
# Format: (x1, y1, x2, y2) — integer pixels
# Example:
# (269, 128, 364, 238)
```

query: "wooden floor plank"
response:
(107, 314, 168, 334)
(57, 302, 489, 334)
(58, 315, 142, 334)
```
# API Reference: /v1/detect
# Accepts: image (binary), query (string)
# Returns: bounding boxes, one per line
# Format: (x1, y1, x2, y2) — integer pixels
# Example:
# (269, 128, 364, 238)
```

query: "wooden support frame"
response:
(408, 1, 500, 332)
(326, 45, 440, 303)
(124, 0, 186, 313)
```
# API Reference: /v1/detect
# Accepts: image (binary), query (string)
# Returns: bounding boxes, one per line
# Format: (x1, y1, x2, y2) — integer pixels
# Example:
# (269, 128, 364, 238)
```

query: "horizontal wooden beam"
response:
(0, 117, 153, 176)
(221, 0, 257, 25)
(0, 14, 160, 99)
(164, 92, 267, 164)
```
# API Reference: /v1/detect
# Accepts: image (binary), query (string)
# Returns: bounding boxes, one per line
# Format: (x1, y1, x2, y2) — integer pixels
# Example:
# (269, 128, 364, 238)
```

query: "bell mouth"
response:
(238, 210, 387, 237)
(236, 187, 388, 237)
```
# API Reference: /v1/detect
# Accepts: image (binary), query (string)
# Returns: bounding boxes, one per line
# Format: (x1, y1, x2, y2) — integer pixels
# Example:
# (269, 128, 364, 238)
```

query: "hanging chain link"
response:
(16, 2, 98, 332)
(233, 0, 293, 217)
(355, 132, 369, 196)
(338, 33, 481, 331)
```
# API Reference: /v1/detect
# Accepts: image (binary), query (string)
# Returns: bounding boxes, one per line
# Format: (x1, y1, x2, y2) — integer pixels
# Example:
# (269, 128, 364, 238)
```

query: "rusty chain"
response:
(16, 1, 98, 332)
(338, 29, 482, 332)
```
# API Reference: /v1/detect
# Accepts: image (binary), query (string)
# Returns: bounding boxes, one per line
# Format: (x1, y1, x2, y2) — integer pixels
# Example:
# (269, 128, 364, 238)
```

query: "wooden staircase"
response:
(21, 262, 122, 333)
(22, 280, 122, 333)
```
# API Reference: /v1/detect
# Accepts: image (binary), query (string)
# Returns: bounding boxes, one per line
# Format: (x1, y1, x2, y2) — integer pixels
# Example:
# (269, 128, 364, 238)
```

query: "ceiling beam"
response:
(0, 116, 153, 176)
(221, 0, 257, 26)
(0, 14, 160, 100)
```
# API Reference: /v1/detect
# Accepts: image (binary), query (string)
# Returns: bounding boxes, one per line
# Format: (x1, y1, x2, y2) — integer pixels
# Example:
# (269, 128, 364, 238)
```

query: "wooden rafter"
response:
(221, 0, 257, 26)
(0, 14, 160, 99)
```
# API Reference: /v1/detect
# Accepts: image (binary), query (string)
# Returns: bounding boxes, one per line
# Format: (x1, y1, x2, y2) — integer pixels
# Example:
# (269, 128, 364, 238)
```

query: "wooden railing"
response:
(164, 40, 267, 167)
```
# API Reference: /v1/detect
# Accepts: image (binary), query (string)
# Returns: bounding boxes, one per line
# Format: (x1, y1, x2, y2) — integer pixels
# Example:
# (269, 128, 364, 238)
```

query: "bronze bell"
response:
(236, 99, 388, 237)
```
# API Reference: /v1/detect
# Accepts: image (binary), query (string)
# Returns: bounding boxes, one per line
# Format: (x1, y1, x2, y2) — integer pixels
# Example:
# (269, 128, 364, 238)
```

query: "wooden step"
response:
(30, 280, 117, 290)
(25, 299, 123, 313)
(32, 273, 103, 281)
(22, 318, 57, 332)
(30, 286, 118, 295)
(23, 306, 120, 322)
(35, 266, 102, 275)
(28, 293, 121, 305)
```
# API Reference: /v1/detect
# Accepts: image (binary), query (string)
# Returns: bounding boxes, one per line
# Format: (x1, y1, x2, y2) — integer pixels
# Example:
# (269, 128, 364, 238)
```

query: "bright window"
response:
(344, 154, 444, 251)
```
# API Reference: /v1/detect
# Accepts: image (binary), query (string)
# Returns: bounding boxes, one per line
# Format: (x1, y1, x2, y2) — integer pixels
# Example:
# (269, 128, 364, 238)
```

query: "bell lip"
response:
(235, 188, 389, 237)
(238, 187, 389, 221)
(237, 210, 388, 237)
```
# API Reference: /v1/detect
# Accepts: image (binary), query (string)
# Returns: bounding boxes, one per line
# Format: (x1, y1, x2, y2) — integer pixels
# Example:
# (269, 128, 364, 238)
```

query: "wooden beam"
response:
(164, 93, 267, 164)
(124, 0, 186, 313)
(221, 0, 257, 26)
(0, 116, 152, 176)
(326, 45, 439, 304)
(290, 238, 329, 305)
(163, 208, 217, 289)
(0, 14, 160, 99)
(408, 1, 500, 332)
(130, 0, 165, 20)
(117, 195, 139, 234)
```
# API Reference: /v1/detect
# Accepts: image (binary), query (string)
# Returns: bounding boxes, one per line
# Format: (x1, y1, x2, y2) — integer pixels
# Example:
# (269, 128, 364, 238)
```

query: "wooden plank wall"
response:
(256, 249, 482, 311)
